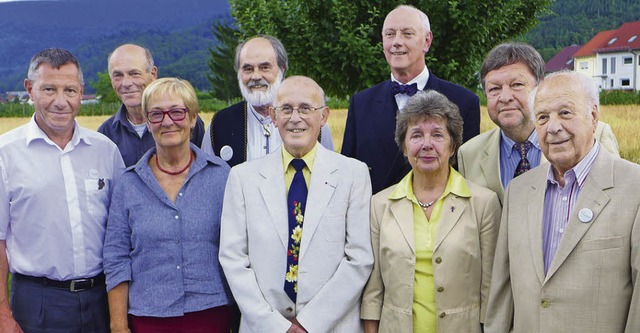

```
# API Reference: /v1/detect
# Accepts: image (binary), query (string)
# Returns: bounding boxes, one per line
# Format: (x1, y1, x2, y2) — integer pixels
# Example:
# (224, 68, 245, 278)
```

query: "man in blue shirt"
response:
(98, 44, 205, 166)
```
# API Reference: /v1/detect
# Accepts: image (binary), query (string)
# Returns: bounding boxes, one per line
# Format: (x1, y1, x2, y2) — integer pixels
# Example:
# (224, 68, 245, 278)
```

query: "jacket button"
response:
(437, 287, 444, 292)
(435, 257, 442, 264)
(286, 307, 293, 312)
(439, 312, 446, 318)
(541, 300, 550, 308)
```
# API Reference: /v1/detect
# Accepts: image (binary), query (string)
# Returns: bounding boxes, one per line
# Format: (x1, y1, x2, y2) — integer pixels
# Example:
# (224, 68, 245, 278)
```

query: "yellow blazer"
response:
(361, 179, 501, 333)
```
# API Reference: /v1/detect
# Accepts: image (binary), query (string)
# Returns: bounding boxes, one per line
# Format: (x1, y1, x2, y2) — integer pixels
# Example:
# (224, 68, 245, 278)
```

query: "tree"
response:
(227, 0, 552, 96)
(90, 71, 119, 103)
(208, 19, 242, 102)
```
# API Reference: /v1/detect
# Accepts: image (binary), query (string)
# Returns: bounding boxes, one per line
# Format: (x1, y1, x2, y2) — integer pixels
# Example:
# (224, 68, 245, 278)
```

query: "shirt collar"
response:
(25, 114, 90, 149)
(248, 103, 273, 125)
(500, 129, 540, 158)
(546, 141, 600, 187)
(388, 166, 471, 201)
(390, 66, 430, 91)
(282, 142, 318, 172)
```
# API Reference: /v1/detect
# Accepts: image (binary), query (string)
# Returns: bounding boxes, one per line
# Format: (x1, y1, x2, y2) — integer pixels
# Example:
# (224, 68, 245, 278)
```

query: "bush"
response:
(600, 90, 640, 105)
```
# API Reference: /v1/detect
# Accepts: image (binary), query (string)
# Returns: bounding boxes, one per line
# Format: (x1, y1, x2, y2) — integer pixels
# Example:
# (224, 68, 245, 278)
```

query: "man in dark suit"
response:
(341, 5, 480, 193)
(202, 35, 333, 167)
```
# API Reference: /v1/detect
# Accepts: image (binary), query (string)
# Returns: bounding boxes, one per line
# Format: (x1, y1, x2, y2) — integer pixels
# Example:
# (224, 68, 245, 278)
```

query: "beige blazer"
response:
(361, 179, 501, 333)
(219, 145, 373, 333)
(458, 121, 619, 204)
(485, 150, 640, 333)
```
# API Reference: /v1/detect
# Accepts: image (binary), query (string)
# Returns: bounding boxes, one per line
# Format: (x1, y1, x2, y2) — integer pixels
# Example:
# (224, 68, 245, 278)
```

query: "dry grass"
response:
(1, 106, 638, 163)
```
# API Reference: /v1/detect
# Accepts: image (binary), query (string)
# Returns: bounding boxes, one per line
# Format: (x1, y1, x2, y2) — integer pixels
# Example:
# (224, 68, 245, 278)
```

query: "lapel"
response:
(481, 128, 504, 201)
(434, 195, 465, 252)
(258, 149, 289, 250)
(298, 146, 339, 260)
(544, 151, 613, 282)
(389, 197, 416, 254)
(524, 166, 549, 284)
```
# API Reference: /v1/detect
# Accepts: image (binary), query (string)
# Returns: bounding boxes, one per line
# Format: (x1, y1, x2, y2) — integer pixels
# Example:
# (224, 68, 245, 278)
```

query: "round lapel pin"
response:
(220, 145, 233, 161)
(578, 208, 593, 223)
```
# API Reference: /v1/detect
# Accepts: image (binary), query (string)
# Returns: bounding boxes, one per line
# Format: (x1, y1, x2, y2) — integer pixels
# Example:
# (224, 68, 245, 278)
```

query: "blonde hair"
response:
(141, 77, 199, 115)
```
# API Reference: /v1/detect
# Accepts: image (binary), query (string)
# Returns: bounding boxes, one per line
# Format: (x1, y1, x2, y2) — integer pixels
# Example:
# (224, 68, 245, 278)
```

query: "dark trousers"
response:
(130, 305, 232, 333)
(11, 274, 109, 333)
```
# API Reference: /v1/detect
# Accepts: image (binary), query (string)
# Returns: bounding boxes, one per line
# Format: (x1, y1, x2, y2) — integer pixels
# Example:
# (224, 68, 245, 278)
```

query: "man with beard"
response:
(98, 44, 206, 166)
(202, 35, 333, 167)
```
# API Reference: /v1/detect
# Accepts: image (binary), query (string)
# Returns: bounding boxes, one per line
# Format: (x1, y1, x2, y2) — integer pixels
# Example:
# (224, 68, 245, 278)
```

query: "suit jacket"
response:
(219, 145, 374, 333)
(457, 121, 620, 204)
(342, 72, 480, 193)
(361, 177, 501, 333)
(206, 101, 334, 167)
(484, 149, 640, 333)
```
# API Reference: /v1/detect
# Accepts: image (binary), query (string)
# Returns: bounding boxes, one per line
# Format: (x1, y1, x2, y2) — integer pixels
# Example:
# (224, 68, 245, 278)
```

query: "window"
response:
(608, 37, 618, 45)
(624, 57, 633, 64)
(621, 79, 630, 86)
(629, 36, 637, 43)
(580, 62, 588, 70)
(611, 57, 616, 74)
(602, 58, 607, 74)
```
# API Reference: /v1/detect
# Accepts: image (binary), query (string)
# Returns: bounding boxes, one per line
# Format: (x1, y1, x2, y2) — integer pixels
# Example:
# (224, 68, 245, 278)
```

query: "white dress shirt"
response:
(0, 117, 125, 280)
(391, 66, 430, 111)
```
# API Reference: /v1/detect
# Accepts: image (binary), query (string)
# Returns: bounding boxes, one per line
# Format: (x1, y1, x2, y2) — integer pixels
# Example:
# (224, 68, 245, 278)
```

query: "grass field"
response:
(1, 105, 638, 163)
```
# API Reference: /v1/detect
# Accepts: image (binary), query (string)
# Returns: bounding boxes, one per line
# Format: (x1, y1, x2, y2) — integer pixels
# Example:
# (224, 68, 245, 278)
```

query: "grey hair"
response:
(234, 35, 288, 74)
(108, 44, 155, 73)
(528, 71, 600, 121)
(27, 48, 84, 84)
(480, 42, 545, 91)
(396, 90, 463, 165)
(390, 5, 430, 33)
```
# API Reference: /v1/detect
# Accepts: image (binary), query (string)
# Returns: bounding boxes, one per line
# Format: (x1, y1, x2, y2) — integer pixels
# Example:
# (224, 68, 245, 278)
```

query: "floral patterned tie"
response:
(514, 141, 533, 177)
(284, 159, 307, 302)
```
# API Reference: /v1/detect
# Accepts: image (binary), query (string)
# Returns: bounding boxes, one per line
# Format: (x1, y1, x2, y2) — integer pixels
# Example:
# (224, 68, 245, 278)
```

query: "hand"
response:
(110, 328, 131, 333)
(0, 312, 23, 333)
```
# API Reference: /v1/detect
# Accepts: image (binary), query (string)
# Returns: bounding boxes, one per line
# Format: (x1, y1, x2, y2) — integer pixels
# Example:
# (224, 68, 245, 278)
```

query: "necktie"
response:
(284, 159, 307, 302)
(390, 81, 418, 96)
(513, 141, 533, 177)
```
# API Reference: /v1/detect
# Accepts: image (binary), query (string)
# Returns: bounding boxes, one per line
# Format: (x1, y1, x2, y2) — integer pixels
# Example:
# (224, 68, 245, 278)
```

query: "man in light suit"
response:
(219, 76, 373, 333)
(484, 71, 640, 332)
(458, 43, 619, 204)
(342, 5, 480, 194)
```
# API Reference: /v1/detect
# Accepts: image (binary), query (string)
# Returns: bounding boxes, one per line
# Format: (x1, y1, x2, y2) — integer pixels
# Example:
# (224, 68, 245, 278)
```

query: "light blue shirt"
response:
(499, 130, 541, 189)
(103, 144, 232, 317)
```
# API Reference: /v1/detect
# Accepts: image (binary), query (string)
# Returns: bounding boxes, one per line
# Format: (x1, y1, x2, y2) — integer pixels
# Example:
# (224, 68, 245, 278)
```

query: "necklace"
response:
(417, 199, 435, 210)
(155, 151, 193, 175)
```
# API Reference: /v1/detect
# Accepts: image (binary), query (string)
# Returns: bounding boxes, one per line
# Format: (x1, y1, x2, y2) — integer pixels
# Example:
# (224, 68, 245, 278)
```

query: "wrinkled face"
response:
(382, 7, 431, 80)
(145, 93, 196, 150)
(484, 62, 537, 131)
(109, 46, 157, 109)
(25, 63, 83, 139)
(403, 116, 453, 174)
(533, 77, 598, 174)
(238, 38, 282, 107)
(270, 79, 329, 158)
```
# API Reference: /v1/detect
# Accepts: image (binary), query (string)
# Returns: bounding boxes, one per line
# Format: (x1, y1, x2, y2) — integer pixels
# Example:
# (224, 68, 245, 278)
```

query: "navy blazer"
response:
(341, 72, 480, 193)
(209, 101, 247, 168)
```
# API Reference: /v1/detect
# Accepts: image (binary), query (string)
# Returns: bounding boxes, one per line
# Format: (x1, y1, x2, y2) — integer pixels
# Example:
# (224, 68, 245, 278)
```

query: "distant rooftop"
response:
(545, 45, 582, 73)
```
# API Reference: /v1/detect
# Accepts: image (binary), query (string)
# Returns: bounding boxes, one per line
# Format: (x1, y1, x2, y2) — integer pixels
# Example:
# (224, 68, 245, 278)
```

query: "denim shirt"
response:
(103, 143, 231, 317)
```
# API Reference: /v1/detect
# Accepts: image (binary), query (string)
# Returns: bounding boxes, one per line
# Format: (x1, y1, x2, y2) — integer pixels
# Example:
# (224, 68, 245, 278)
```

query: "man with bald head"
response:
(202, 35, 332, 167)
(342, 5, 480, 193)
(220, 76, 373, 333)
(98, 43, 205, 166)
(485, 71, 640, 332)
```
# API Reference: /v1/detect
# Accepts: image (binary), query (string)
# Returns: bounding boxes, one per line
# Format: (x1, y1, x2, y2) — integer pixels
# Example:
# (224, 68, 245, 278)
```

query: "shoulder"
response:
(80, 127, 120, 150)
(0, 124, 28, 148)
(459, 128, 499, 152)
(214, 102, 244, 119)
(352, 81, 389, 100)
(466, 180, 499, 203)
(320, 146, 369, 172)
(97, 113, 118, 132)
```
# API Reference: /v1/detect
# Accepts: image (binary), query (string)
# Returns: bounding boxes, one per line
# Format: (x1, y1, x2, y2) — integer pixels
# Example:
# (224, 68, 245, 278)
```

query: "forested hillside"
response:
(523, 0, 640, 60)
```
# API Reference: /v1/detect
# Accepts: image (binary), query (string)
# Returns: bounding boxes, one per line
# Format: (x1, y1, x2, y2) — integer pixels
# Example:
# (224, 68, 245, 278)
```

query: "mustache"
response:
(247, 79, 269, 88)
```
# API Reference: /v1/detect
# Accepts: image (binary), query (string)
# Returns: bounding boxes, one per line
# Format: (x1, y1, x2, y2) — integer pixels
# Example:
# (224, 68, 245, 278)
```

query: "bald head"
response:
(108, 44, 157, 113)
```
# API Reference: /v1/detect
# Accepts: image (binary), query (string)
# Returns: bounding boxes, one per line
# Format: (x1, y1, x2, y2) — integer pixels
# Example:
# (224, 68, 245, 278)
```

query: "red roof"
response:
(545, 45, 582, 73)
(595, 21, 640, 53)
(573, 30, 615, 57)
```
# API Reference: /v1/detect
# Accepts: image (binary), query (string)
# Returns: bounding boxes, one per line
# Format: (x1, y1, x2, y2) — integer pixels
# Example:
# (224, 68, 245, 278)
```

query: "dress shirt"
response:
(0, 116, 124, 280)
(391, 66, 430, 110)
(98, 104, 206, 166)
(542, 143, 600, 274)
(103, 144, 232, 317)
(283, 143, 318, 190)
(499, 130, 541, 189)
(248, 103, 282, 160)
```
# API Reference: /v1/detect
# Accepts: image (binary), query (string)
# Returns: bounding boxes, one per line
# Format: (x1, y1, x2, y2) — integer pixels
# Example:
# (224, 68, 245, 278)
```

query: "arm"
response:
(320, 124, 334, 152)
(457, 147, 467, 177)
(364, 319, 379, 333)
(361, 194, 384, 321)
(462, 94, 481, 143)
(596, 121, 620, 158)
(478, 192, 502, 323)
(296, 162, 374, 332)
(0, 241, 22, 333)
(108, 282, 130, 333)
(218, 168, 292, 332)
(340, 97, 358, 156)
(200, 124, 215, 157)
(625, 205, 640, 332)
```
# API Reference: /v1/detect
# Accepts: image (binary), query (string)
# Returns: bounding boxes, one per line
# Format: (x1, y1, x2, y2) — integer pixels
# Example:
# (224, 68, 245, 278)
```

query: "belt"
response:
(14, 273, 105, 292)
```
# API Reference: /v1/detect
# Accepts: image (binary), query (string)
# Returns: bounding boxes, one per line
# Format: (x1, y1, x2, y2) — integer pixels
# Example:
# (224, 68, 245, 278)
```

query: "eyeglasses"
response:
(146, 108, 189, 124)
(273, 105, 325, 118)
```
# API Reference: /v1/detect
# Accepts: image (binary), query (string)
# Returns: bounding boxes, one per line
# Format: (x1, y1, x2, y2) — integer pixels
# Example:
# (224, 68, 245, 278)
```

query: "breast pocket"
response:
(84, 178, 110, 218)
(581, 236, 624, 251)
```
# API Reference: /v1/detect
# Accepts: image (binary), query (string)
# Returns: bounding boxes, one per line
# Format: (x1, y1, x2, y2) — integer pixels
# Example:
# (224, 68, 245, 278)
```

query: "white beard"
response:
(239, 70, 283, 107)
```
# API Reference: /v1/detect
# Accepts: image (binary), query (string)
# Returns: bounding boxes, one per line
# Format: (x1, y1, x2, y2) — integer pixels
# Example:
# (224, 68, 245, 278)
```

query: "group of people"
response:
(0, 4, 638, 333)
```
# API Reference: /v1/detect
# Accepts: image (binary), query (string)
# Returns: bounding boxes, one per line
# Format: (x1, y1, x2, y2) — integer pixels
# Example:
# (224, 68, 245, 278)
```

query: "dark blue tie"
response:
(284, 159, 307, 302)
(390, 81, 418, 96)
(513, 141, 533, 177)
